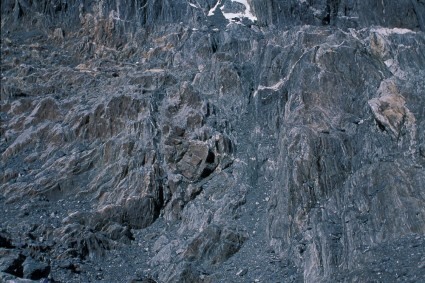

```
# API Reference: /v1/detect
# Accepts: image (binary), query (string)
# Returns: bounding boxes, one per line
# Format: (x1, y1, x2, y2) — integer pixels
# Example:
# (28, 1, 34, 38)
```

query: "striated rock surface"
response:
(1, 1, 424, 282)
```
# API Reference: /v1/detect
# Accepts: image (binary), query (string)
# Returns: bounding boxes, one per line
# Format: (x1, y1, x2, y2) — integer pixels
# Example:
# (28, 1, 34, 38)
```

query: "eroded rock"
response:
(1, 1, 424, 283)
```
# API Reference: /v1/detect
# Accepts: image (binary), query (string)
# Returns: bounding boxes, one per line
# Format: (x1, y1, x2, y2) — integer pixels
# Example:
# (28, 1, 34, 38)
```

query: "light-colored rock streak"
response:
(253, 79, 284, 97)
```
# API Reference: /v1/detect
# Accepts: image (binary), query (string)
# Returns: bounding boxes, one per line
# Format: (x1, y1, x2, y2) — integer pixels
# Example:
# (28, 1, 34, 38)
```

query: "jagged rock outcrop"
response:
(251, 0, 425, 30)
(1, 1, 425, 282)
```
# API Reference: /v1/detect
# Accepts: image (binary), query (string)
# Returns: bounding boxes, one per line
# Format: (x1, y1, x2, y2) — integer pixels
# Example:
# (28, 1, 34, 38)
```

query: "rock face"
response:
(1, 1, 425, 282)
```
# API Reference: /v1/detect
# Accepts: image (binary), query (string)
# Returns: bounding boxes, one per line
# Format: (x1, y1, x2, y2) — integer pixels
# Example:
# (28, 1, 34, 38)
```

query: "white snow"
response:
(372, 27, 416, 36)
(224, 0, 257, 22)
(208, 0, 257, 23)
(384, 59, 394, 67)
(208, 0, 222, 16)
(188, 2, 200, 8)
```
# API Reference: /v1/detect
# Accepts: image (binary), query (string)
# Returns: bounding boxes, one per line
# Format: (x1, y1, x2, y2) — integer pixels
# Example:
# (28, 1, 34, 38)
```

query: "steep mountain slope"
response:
(1, 1, 425, 282)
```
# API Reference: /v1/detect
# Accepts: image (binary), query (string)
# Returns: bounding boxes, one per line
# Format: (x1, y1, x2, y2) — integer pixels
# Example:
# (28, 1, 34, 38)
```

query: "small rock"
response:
(53, 28, 64, 40)
(96, 272, 103, 280)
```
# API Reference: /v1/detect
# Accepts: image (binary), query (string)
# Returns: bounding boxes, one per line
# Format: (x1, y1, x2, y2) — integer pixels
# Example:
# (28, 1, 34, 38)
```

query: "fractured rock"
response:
(369, 79, 416, 139)
(22, 257, 50, 280)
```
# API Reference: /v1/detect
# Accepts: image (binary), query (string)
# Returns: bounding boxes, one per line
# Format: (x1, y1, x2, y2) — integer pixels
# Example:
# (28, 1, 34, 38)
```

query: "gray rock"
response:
(22, 257, 50, 280)
(0, 231, 14, 249)
(0, 249, 25, 278)
(1, 1, 424, 282)
(251, 0, 425, 30)
(183, 224, 247, 268)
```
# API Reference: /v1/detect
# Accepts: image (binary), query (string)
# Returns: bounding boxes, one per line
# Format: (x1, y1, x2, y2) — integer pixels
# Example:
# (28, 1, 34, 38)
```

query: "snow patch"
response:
(372, 27, 416, 36)
(208, 0, 257, 23)
(223, 0, 257, 22)
(208, 0, 222, 16)
(384, 59, 394, 67)
(188, 2, 200, 9)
